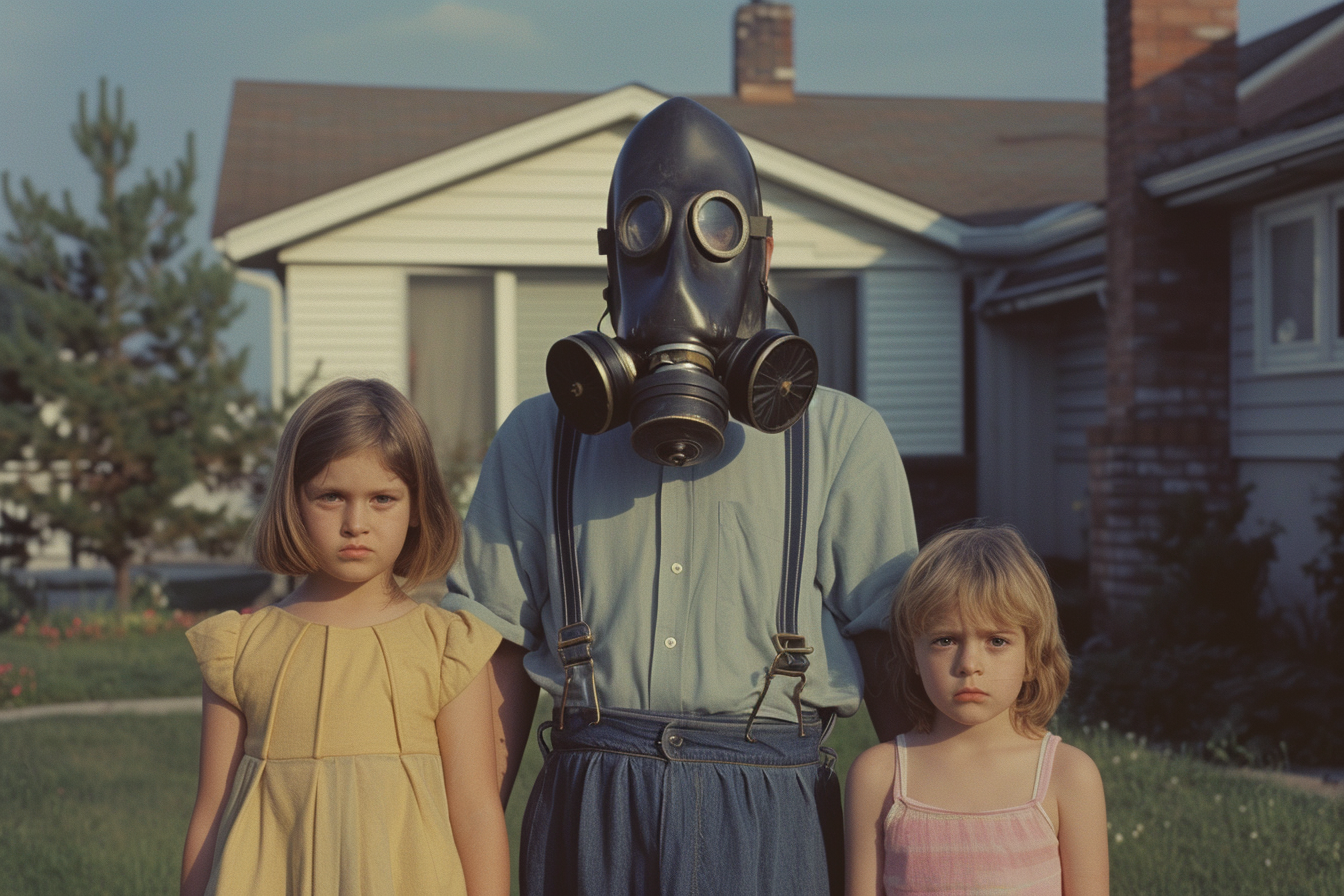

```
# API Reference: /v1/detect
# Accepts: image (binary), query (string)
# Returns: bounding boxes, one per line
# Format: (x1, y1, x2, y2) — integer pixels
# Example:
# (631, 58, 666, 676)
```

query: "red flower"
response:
(0, 663, 12, 675)
(9, 684, 20, 697)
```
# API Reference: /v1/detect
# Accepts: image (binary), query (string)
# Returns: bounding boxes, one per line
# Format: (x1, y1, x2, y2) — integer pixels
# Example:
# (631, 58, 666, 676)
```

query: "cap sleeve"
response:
(185, 612, 243, 709)
(439, 610, 503, 708)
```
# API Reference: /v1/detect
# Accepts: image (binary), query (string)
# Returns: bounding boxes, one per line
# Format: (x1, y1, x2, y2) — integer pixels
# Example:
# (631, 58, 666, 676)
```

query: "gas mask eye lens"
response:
(690, 192, 748, 261)
(618, 191, 671, 258)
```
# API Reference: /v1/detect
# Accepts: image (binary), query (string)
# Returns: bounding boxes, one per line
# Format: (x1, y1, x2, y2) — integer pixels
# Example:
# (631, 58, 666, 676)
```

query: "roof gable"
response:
(1238, 1, 1344, 82)
(1238, 2, 1344, 132)
(212, 81, 1105, 266)
(212, 81, 591, 238)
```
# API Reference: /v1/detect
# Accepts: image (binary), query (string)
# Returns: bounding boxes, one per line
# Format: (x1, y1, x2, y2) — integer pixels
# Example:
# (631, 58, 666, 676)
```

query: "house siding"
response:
(1229, 211, 1344, 460)
(279, 129, 626, 269)
(976, 299, 1105, 561)
(860, 267, 964, 458)
(285, 265, 409, 392)
(514, 271, 609, 406)
(1228, 210, 1344, 606)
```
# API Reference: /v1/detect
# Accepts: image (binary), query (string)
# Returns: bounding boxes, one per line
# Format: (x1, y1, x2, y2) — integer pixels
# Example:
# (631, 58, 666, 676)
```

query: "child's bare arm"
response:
(1055, 744, 1110, 896)
(439, 668, 510, 896)
(181, 683, 246, 896)
(844, 742, 896, 896)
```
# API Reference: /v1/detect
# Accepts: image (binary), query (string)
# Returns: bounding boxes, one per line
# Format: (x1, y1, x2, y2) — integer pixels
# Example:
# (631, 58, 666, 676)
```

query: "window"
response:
(1253, 183, 1344, 372)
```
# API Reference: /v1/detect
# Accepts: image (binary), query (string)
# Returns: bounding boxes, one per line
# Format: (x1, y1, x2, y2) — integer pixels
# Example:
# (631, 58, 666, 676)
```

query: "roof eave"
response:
(215, 84, 668, 266)
(1144, 113, 1344, 207)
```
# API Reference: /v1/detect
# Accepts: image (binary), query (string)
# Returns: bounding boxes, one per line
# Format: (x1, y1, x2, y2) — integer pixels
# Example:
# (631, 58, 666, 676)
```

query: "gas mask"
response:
(546, 97, 818, 467)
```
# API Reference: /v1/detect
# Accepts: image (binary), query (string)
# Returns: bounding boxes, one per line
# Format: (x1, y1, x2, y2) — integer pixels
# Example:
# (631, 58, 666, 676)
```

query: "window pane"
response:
(1269, 219, 1315, 344)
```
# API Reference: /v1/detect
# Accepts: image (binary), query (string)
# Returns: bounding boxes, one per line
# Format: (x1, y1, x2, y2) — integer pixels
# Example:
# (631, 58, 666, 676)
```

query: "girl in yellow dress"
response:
(181, 379, 506, 896)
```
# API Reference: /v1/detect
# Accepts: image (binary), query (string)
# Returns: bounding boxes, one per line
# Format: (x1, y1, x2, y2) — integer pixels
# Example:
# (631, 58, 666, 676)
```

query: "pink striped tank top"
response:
(882, 734, 1062, 895)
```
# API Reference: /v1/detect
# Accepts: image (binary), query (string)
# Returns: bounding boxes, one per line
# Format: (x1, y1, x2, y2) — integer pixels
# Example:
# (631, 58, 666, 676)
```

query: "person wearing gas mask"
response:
(443, 97, 918, 896)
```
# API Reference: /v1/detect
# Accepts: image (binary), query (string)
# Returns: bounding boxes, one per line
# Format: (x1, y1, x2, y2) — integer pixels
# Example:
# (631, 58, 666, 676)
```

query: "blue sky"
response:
(0, 0, 1331, 394)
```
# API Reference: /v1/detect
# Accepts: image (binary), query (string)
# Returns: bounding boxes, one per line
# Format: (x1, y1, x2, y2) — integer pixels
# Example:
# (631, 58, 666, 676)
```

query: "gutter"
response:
(1144, 113, 1344, 206)
(230, 266, 286, 408)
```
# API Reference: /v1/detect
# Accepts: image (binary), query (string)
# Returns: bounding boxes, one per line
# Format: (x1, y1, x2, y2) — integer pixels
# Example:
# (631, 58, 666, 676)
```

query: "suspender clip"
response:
(557, 622, 600, 727)
(745, 633, 813, 742)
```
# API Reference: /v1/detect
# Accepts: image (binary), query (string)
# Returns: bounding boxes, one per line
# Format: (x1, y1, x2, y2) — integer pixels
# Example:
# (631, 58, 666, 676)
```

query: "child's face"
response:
(298, 447, 413, 590)
(913, 609, 1029, 733)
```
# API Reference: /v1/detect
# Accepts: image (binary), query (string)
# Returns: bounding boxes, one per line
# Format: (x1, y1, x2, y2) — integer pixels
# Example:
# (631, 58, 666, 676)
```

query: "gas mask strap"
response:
(551, 415, 600, 727)
(767, 290, 801, 336)
(745, 413, 813, 741)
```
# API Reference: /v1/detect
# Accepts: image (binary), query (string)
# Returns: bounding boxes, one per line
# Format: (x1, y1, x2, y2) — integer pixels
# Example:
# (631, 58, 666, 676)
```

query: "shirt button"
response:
(665, 637, 677, 649)
(671, 562, 684, 574)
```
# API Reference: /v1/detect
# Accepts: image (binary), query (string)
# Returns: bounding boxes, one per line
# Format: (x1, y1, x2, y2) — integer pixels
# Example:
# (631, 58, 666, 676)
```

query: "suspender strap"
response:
(552, 415, 599, 726)
(746, 414, 813, 742)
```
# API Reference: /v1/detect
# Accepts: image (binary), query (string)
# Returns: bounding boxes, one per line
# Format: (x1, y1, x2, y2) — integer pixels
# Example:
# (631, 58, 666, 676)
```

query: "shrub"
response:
(1303, 451, 1344, 673)
(1069, 485, 1344, 767)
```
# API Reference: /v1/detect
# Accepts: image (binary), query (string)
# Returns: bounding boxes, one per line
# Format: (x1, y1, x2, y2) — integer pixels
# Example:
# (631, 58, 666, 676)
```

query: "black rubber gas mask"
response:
(546, 97, 818, 467)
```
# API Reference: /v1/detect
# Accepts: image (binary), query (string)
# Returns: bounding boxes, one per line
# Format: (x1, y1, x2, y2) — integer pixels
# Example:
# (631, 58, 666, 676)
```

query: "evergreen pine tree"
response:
(0, 80, 290, 610)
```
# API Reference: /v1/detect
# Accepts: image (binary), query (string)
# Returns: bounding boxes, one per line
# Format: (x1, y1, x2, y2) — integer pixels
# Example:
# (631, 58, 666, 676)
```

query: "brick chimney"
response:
(734, 2, 795, 103)
(1091, 0, 1240, 633)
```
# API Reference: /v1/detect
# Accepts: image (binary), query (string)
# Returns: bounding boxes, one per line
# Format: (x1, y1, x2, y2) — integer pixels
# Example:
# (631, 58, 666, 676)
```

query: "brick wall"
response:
(734, 2, 795, 103)
(1093, 0, 1239, 633)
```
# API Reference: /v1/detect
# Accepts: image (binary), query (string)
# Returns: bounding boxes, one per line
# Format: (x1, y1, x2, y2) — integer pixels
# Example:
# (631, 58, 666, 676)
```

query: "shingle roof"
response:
(211, 82, 591, 238)
(698, 94, 1103, 226)
(211, 80, 1104, 238)
(1238, 0, 1344, 81)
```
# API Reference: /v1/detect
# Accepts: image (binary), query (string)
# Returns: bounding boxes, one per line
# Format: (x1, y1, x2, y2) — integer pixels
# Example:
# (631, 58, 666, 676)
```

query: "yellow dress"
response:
(186, 603, 501, 895)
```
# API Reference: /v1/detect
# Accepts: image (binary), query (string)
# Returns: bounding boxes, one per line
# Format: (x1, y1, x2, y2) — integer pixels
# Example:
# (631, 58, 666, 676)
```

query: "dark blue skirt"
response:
(520, 708, 843, 896)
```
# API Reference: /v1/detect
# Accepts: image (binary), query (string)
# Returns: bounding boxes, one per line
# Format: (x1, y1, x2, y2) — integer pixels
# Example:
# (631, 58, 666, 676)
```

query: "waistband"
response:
(543, 706, 834, 767)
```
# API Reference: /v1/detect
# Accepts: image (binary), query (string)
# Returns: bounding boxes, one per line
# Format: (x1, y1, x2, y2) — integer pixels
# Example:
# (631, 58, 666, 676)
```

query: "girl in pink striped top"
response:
(844, 525, 1110, 896)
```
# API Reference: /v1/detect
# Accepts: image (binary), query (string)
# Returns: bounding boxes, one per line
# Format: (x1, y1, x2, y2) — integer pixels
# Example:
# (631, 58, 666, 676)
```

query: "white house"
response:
(211, 0, 1344, 622)
(210, 4, 1104, 546)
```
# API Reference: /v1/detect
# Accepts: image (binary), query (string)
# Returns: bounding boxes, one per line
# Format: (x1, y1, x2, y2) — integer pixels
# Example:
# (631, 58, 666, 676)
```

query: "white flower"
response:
(1114, 833, 1124, 844)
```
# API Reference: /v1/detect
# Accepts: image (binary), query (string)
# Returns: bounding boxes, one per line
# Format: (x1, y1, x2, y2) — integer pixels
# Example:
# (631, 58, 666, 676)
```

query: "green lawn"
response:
(1, 616, 201, 707)
(3, 627, 1341, 895)
(0, 713, 200, 896)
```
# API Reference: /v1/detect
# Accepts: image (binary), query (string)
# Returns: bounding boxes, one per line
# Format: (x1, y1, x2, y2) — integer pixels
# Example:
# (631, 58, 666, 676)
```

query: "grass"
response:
(2, 705, 1340, 896)
(2, 625, 1340, 895)
(0, 714, 200, 896)
(0, 612, 201, 707)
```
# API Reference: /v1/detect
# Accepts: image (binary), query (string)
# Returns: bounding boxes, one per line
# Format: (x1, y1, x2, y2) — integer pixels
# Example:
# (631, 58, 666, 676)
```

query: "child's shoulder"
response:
(418, 604, 503, 653)
(850, 738, 898, 783)
(1050, 738, 1104, 791)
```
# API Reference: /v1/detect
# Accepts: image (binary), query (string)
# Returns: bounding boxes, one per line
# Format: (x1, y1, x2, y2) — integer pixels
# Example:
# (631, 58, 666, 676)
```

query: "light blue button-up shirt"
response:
(443, 387, 919, 722)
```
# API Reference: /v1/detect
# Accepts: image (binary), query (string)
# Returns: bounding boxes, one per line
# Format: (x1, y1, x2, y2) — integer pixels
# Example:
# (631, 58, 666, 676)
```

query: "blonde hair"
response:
(252, 379, 459, 592)
(891, 524, 1070, 737)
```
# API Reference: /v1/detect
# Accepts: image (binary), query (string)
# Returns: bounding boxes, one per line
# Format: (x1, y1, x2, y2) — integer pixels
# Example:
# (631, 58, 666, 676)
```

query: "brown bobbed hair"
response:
(252, 378, 460, 593)
(890, 523, 1071, 737)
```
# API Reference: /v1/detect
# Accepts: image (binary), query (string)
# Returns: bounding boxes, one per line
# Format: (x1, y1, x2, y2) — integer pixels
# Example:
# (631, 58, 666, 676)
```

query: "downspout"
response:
(232, 267, 287, 408)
